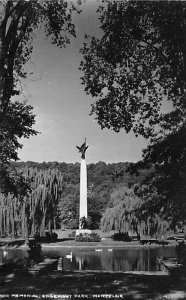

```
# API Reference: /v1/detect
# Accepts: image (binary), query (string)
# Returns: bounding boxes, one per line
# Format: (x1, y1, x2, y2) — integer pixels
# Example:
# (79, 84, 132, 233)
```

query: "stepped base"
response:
(76, 229, 91, 236)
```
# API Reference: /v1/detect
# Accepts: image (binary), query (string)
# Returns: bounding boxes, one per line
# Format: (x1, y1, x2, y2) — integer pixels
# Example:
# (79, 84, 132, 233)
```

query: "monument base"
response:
(76, 229, 91, 236)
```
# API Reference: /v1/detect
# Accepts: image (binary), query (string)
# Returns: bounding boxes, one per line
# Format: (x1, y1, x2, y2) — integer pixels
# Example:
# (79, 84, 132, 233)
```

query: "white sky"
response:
(18, 0, 155, 164)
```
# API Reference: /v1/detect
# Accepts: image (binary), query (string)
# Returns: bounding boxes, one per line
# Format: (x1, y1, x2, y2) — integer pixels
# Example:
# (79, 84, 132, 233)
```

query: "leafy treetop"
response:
(80, 0, 186, 138)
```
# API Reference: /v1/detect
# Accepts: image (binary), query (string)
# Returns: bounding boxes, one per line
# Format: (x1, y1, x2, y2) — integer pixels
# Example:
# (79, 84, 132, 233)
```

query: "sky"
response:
(18, 0, 149, 164)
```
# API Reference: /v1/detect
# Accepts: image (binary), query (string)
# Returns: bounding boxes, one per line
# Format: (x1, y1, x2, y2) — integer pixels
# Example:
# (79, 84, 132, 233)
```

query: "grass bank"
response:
(0, 229, 178, 249)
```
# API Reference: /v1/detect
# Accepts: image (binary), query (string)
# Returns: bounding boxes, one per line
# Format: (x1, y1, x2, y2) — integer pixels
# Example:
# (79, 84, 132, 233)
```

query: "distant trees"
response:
(1, 160, 176, 238)
(58, 183, 79, 229)
(87, 195, 102, 229)
(6, 161, 133, 232)
(80, 0, 186, 232)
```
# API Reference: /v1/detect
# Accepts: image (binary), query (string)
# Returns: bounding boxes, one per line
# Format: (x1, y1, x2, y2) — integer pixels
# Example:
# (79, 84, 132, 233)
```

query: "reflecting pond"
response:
(0, 246, 177, 272)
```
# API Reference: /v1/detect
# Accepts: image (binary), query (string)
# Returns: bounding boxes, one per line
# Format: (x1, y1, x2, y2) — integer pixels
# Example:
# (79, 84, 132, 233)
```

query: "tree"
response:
(80, 0, 186, 230)
(87, 183, 103, 229)
(0, 98, 37, 195)
(134, 128, 186, 231)
(101, 185, 140, 234)
(101, 184, 173, 238)
(0, 0, 80, 115)
(58, 183, 79, 229)
(0, 100, 37, 164)
(0, 0, 81, 193)
(0, 166, 64, 241)
(80, 0, 185, 135)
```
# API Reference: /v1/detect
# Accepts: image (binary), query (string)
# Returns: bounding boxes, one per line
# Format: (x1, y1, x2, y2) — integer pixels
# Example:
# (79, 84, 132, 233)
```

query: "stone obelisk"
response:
(76, 138, 90, 235)
(80, 159, 87, 220)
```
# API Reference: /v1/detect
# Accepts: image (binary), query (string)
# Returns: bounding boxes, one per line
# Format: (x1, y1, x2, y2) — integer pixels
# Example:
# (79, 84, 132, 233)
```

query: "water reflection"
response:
(99, 248, 158, 271)
(0, 248, 28, 264)
(75, 255, 89, 270)
(43, 246, 177, 272)
(0, 246, 177, 272)
(57, 257, 63, 270)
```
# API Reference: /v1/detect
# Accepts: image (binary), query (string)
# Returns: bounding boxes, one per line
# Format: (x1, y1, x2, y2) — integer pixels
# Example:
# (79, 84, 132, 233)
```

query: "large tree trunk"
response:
(25, 215, 29, 244)
(48, 219, 52, 234)
(40, 211, 46, 237)
(22, 202, 29, 243)
(10, 202, 14, 240)
(6, 209, 9, 237)
(54, 216, 56, 231)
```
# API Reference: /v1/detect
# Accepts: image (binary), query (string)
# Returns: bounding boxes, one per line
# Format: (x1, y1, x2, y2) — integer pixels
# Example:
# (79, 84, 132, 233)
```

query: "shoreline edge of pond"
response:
(2, 240, 178, 249)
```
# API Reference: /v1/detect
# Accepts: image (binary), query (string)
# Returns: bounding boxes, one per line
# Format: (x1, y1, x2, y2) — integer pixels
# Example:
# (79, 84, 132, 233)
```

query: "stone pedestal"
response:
(76, 229, 91, 236)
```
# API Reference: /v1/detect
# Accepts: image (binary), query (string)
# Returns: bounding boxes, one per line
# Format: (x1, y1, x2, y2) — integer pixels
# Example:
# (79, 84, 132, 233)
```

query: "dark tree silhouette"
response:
(0, 0, 81, 194)
(80, 0, 186, 232)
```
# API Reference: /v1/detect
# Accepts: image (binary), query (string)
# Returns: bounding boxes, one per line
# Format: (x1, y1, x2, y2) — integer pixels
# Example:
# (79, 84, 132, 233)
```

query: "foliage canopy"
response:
(80, 0, 186, 137)
(80, 0, 186, 228)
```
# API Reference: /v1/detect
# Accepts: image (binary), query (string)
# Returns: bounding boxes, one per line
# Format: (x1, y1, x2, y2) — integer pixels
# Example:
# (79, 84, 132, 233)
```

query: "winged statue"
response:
(76, 138, 89, 159)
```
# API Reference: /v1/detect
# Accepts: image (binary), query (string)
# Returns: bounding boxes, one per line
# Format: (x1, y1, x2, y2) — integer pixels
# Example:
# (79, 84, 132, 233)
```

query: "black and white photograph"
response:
(0, 0, 186, 299)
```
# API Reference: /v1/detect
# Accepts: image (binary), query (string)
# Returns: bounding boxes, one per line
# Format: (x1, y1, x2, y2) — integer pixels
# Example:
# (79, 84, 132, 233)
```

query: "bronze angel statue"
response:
(76, 138, 89, 159)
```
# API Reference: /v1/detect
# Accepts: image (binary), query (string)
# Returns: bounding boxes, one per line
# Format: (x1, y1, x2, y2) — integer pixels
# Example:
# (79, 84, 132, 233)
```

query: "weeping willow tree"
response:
(101, 185, 140, 234)
(101, 185, 173, 238)
(0, 192, 24, 239)
(0, 167, 64, 241)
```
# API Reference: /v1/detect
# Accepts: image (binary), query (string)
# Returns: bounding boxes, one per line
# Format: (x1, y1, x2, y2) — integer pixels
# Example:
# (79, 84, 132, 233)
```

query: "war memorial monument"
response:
(76, 138, 91, 236)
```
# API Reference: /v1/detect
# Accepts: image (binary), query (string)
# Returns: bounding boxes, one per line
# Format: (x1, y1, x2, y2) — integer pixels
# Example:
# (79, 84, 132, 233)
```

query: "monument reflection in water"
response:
(41, 246, 177, 272)
(0, 246, 177, 271)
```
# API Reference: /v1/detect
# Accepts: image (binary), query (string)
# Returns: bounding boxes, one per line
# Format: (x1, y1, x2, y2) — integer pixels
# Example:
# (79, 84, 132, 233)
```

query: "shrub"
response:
(68, 231, 76, 238)
(45, 231, 58, 242)
(66, 219, 79, 229)
(34, 231, 58, 243)
(111, 232, 132, 242)
(75, 232, 101, 242)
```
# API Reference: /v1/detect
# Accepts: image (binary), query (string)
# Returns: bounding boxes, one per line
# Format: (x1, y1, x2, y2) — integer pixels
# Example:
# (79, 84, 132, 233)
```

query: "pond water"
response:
(0, 246, 177, 272)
